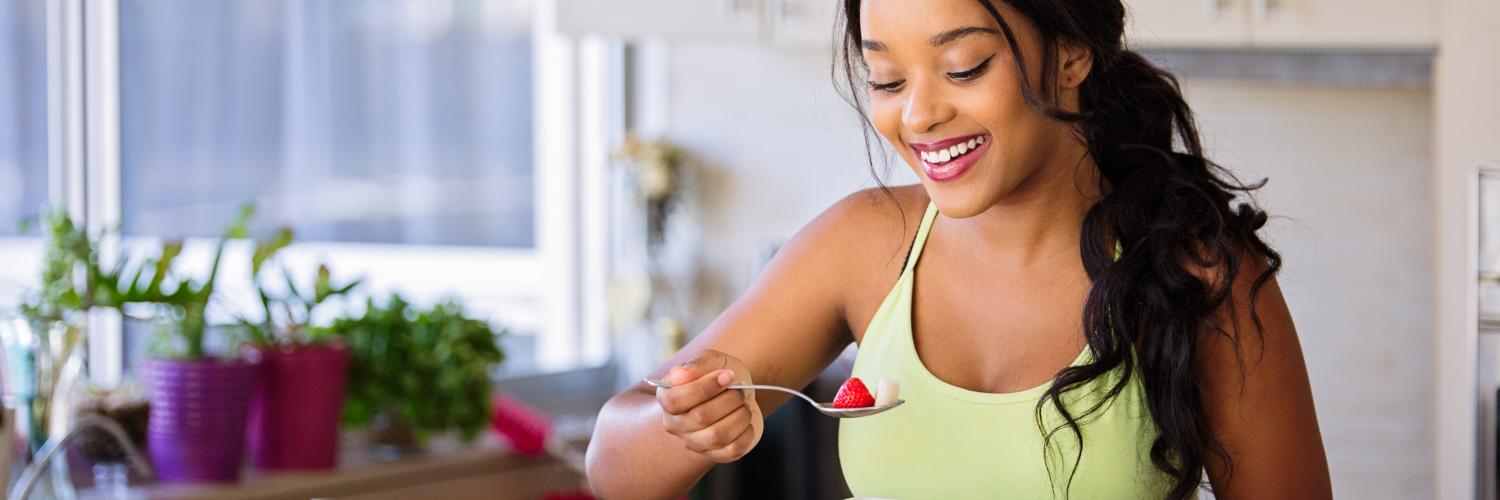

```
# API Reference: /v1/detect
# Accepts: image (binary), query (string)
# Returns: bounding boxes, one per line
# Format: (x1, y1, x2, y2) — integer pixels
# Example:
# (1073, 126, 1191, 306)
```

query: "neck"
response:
(945, 148, 1103, 271)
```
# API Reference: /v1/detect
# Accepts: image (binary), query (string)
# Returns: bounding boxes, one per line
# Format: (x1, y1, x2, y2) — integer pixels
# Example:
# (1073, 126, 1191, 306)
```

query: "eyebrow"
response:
(861, 26, 1000, 52)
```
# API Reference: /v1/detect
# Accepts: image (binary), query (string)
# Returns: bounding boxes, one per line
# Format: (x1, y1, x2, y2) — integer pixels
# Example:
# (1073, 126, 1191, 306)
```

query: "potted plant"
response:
(12, 207, 190, 452)
(238, 228, 360, 471)
(9, 209, 107, 455)
(321, 294, 505, 457)
(141, 205, 260, 483)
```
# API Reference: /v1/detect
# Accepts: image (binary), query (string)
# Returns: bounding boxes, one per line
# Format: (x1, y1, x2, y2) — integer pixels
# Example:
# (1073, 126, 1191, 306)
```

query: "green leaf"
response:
(334, 293, 505, 441)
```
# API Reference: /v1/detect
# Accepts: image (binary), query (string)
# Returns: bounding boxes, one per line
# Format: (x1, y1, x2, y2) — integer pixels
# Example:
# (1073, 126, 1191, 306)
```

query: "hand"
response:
(654, 349, 764, 463)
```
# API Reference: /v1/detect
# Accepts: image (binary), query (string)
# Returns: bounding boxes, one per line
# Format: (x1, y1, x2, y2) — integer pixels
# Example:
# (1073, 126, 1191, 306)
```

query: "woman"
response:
(584, 0, 1331, 498)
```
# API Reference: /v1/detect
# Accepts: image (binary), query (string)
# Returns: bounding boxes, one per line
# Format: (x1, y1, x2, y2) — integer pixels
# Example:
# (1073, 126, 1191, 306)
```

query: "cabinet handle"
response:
(1253, 0, 1277, 20)
(1202, 0, 1227, 20)
(722, 0, 754, 19)
(774, 0, 801, 22)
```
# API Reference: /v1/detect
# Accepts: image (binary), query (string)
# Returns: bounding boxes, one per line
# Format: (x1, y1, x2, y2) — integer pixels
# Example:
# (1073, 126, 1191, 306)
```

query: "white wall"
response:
(661, 44, 1434, 498)
(662, 43, 918, 320)
(1433, 0, 1500, 497)
(1188, 83, 1434, 498)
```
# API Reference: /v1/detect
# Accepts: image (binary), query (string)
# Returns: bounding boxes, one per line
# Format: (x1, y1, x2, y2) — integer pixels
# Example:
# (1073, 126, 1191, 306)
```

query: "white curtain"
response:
(0, 1, 48, 233)
(119, 0, 535, 248)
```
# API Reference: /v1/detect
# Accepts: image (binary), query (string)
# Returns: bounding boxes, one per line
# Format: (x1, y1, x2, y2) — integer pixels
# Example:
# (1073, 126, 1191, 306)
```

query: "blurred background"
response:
(0, 0, 1494, 499)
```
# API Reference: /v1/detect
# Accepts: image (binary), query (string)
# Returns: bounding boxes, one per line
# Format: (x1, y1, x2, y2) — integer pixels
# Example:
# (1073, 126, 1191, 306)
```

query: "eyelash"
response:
(949, 54, 994, 81)
(866, 54, 996, 94)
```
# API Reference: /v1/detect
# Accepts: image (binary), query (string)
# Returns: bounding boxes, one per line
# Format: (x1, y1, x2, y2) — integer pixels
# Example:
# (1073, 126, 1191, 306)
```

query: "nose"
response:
(901, 76, 955, 136)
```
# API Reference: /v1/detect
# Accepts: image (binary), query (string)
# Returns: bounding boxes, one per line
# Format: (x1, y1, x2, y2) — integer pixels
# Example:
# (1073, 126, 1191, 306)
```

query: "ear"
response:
(1056, 40, 1093, 90)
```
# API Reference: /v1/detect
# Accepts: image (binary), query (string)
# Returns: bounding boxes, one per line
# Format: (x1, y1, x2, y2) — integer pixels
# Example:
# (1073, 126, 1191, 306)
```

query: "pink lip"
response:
(910, 134, 989, 183)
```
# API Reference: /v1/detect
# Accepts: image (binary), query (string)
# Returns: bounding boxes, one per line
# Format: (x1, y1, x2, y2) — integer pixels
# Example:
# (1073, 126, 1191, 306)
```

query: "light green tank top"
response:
(838, 201, 1173, 499)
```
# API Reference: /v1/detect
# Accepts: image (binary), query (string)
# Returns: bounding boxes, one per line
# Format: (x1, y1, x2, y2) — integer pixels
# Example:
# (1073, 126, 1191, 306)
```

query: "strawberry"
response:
(833, 377, 876, 408)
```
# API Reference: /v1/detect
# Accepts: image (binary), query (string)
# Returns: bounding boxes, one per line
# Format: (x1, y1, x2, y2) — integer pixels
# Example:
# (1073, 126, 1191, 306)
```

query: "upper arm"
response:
(1199, 256, 1331, 498)
(629, 189, 911, 414)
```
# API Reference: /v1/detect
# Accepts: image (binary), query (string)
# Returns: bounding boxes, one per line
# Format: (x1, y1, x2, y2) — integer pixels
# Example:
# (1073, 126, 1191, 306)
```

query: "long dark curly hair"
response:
(834, 1, 1282, 498)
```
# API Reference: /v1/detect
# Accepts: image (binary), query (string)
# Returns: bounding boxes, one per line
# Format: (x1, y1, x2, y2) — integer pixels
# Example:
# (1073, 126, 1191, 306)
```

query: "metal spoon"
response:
(643, 377, 905, 418)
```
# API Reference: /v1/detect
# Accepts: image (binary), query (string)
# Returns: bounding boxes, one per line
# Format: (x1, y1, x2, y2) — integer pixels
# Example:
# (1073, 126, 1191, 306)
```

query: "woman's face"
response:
(860, 0, 1086, 217)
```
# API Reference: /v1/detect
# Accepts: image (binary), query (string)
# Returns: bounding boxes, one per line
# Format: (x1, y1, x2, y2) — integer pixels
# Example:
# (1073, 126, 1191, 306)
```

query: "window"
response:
(0, 1, 49, 309)
(2, 0, 616, 384)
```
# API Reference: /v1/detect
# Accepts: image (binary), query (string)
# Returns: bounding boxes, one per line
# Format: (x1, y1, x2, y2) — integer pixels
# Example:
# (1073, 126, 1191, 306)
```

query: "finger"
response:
(663, 387, 749, 435)
(682, 404, 751, 453)
(704, 418, 758, 463)
(666, 365, 701, 386)
(657, 369, 734, 415)
(678, 351, 728, 381)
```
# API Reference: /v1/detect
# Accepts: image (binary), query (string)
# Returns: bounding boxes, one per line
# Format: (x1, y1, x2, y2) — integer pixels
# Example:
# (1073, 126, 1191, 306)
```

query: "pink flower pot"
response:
(244, 343, 350, 470)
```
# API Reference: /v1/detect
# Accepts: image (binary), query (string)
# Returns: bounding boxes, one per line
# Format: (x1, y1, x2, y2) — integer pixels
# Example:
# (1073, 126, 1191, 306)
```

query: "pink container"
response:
(146, 358, 259, 483)
(244, 344, 350, 470)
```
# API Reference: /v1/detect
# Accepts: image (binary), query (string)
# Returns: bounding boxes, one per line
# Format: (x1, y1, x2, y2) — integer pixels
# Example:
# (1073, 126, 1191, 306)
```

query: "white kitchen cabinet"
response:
(1126, 0, 1438, 49)
(1126, 0, 1252, 48)
(554, 0, 837, 46)
(1249, 0, 1438, 48)
(765, 0, 840, 47)
(555, 0, 763, 40)
(556, 0, 1438, 50)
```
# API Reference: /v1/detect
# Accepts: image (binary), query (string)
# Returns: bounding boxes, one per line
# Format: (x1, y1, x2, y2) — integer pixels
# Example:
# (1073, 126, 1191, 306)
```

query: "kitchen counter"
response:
(134, 432, 587, 500)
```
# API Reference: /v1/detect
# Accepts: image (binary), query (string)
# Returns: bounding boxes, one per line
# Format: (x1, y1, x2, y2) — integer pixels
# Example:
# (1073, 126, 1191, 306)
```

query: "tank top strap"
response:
(901, 201, 941, 275)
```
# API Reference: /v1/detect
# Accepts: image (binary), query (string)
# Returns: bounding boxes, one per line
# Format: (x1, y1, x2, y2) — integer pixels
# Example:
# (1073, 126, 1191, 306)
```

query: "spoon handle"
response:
(726, 384, 821, 408)
(642, 378, 822, 408)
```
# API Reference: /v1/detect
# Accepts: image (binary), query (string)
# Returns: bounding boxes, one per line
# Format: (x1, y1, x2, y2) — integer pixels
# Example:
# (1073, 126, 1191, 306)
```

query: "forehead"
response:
(859, 0, 999, 43)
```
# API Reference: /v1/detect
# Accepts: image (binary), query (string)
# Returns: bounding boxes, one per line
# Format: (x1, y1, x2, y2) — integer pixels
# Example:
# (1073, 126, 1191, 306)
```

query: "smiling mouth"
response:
(912, 134, 986, 165)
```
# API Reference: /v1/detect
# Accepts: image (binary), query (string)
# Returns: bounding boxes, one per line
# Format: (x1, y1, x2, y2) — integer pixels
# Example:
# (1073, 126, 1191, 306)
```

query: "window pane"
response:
(119, 0, 534, 247)
(0, 1, 49, 235)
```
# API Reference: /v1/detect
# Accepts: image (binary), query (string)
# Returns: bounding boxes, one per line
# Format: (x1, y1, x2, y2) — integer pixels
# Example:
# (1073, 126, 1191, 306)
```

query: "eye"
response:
(947, 54, 995, 82)
(867, 79, 906, 93)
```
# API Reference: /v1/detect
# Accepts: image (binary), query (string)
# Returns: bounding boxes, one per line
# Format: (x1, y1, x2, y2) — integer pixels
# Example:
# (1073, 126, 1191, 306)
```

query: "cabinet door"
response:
(555, 0, 762, 40)
(1125, 0, 1252, 48)
(1249, 0, 1438, 48)
(766, 0, 839, 47)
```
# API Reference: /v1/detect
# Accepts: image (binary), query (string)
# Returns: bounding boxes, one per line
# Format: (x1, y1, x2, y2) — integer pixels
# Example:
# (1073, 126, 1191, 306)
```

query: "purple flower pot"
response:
(245, 344, 349, 470)
(146, 358, 258, 483)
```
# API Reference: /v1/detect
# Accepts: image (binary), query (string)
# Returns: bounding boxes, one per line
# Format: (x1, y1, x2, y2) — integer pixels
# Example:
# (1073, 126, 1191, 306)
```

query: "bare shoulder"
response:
(1189, 249, 1331, 496)
(798, 184, 929, 341)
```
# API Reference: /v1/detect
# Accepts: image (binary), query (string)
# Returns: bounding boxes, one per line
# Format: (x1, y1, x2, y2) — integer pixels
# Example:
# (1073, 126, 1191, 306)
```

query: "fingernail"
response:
(717, 371, 734, 386)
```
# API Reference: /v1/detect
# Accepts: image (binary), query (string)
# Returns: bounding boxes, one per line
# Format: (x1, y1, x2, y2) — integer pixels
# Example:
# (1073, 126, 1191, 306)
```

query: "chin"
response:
(923, 186, 992, 219)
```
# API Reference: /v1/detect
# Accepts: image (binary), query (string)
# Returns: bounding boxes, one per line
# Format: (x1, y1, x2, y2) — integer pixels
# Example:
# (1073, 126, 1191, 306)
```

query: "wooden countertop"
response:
(137, 432, 587, 500)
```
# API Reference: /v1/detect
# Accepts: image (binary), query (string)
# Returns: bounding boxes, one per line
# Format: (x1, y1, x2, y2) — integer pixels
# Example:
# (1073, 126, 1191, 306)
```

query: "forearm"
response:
(585, 389, 717, 499)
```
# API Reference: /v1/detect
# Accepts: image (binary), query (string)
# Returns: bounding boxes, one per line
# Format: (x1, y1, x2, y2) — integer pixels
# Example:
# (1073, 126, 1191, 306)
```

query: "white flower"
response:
(638, 160, 675, 201)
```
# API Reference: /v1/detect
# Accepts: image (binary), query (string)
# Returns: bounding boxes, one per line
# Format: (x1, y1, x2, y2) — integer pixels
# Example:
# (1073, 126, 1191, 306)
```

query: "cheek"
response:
(963, 70, 1030, 130)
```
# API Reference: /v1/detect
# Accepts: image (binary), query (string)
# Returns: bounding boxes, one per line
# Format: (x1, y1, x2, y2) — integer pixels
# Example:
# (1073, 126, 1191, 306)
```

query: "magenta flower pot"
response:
(245, 343, 349, 470)
(146, 357, 259, 483)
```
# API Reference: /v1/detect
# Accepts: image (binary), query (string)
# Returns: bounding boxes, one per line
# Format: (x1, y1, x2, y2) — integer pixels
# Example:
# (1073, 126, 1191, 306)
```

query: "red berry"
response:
(833, 378, 876, 408)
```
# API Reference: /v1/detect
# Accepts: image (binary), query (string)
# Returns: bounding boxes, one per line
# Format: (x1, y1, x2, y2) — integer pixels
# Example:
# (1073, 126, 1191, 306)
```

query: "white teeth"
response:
(920, 136, 989, 165)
